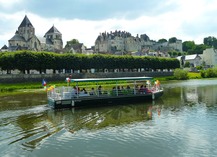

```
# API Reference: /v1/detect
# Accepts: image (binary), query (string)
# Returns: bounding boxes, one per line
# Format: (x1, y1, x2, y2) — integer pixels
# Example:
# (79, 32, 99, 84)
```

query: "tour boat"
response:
(47, 77, 163, 109)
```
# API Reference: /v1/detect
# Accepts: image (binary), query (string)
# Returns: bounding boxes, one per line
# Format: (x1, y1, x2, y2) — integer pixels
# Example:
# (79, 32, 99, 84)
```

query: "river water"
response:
(0, 79, 217, 157)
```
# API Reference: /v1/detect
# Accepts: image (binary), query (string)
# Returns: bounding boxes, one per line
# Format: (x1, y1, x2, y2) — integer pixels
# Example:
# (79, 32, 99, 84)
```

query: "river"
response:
(0, 79, 217, 157)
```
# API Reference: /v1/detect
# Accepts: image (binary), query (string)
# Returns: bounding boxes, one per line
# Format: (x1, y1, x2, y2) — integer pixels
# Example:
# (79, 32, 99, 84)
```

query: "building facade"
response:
(8, 15, 63, 52)
(177, 54, 202, 68)
(95, 31, 182, 54)
(202, 48, 217, 67)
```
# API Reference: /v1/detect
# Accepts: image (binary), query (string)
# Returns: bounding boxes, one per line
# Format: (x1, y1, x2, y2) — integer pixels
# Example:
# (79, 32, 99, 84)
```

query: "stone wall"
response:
(0, 71, 173, 83)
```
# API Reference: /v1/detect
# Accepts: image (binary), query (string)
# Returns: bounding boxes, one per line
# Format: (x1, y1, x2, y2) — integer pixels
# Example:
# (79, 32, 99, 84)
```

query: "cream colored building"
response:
(202, 48, 217, 67)
(8, 15, 63, 52)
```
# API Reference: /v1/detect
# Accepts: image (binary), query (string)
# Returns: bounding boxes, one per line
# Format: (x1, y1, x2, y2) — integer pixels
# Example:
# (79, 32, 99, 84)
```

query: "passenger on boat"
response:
(71, 86, 77, 96)
(80, 88, 87, 94)
(144, 85, 152, 93)
(117, 86, 122, 95)
(89, 87, 96, 95)
(76, 86, 80, 94)
(134, 85, 139, 94)
(98, 85, 102, 95)
(126, 85, 131, 90)
(139, 85, 145, 94)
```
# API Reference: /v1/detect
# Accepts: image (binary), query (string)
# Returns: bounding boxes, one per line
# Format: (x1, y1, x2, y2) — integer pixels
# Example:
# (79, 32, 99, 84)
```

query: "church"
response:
(8, 15, 63, 52)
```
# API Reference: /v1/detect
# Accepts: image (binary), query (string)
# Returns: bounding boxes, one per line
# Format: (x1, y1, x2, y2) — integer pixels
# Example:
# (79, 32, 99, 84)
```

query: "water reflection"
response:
(163, 79, 217, 108)
(47, 103, 161, 132)
(0, 100, 164, 151)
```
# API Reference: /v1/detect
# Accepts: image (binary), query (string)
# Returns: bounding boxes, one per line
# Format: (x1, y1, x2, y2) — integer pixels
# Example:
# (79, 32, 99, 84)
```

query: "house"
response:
(68, 43, 86, 54)
(202, 48, 217, 67)
(0, 45, 8, 52)
(177, 54, 202, 67)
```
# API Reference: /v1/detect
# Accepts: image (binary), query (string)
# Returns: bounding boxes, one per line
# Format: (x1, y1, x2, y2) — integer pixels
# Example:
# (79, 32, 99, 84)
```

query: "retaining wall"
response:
(0, 71, 173, 83)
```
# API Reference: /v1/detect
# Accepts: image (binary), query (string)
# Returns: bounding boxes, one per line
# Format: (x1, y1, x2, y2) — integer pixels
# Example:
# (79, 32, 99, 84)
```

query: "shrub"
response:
(174, 68, 188, 80)
(200, 67, 217, 78)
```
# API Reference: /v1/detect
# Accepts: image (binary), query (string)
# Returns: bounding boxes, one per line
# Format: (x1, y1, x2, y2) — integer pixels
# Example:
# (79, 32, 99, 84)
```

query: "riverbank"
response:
(0, 73, 202, 97)
(0, 71, 173, 83)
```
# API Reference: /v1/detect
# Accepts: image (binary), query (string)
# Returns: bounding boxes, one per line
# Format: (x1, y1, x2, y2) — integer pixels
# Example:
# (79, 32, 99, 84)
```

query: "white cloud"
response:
(1, 0, 217, 48)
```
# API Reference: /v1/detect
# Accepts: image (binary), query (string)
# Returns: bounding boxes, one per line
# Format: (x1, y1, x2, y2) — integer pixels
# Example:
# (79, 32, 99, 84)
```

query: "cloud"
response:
(4, 0, 177, 20)
(1, 0, 217, 48)
(0, 0, 24, 10)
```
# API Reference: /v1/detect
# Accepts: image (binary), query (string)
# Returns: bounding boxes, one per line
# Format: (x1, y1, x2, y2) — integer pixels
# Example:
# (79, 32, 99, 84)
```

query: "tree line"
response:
(0, 51, 180, 74)
(157, 36, 217, 56)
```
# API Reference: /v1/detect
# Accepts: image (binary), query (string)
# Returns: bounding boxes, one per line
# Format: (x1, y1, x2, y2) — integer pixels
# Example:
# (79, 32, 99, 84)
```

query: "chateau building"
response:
(95, 30, 182, 54)
(8, 15, 63, 52)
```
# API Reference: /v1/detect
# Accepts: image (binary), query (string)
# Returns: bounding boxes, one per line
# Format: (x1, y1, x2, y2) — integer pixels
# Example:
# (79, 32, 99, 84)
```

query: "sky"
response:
(0, 0, 217, 48)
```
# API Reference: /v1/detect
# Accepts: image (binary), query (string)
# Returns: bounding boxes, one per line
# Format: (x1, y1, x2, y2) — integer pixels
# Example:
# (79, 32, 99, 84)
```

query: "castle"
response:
(8, 15, 63, 52)
(95, 31, 182, 54)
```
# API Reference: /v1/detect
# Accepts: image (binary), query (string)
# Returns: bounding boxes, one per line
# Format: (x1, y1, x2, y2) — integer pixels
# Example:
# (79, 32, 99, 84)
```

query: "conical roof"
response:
(18, 15, 33, 28)
(45, 25, 61, 35)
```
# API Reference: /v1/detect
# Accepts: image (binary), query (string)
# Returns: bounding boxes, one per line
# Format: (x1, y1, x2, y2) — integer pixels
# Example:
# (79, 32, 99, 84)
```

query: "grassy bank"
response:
(0, 73, 202, 96)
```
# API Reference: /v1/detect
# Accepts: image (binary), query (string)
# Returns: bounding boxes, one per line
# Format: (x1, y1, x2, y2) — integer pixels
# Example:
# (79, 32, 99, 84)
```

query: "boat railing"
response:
(47, 85, 162, 101)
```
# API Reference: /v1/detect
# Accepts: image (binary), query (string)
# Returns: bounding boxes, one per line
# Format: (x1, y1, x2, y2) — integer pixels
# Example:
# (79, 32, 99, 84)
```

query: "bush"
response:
(200, 67, 217, 78)
(174, 68, 188, 80)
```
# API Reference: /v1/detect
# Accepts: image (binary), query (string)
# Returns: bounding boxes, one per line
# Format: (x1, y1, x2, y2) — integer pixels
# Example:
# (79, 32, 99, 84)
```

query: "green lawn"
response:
(188, 72, 201, 79)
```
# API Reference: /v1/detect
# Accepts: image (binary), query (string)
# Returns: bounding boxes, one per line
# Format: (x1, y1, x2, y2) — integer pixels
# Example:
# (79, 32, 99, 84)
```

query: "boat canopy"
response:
(70, 76, 153, 83)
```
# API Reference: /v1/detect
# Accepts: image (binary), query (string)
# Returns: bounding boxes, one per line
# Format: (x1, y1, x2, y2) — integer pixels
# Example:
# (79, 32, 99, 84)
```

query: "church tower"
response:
(44, 25, 63, 52)
(8, 15, 41, 51)
(18, 15, 35, 41)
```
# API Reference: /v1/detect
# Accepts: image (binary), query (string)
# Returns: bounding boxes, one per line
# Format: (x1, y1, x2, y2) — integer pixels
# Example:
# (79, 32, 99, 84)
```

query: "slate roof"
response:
(70, 43, 83, 50)
(1, 45, 8, 49)
(18, 15, 33, 28)
(185, 54, 200, 60)
(8, 45, 22, 51)
(45, 25, 61, 36)
(9, 31, 25, 41)
(177, 54, 201, 61)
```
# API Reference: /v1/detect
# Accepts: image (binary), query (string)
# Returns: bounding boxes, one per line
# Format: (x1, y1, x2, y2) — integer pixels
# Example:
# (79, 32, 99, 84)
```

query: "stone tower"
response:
(18, 15, 35, 41)
(8, 15, 41, 51)
(44, 25, 63, 52)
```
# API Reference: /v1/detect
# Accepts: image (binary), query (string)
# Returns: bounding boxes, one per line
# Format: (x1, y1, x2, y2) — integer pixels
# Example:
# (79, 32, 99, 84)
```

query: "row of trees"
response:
(158, 37, 178, 43)
(181, 36, 217, 55)
(158, 36, 217, 55)
(0, 51, 180, 74)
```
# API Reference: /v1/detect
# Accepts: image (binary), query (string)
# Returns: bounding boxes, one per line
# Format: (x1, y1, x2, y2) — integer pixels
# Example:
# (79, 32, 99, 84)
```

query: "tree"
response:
(64, 39, 80, 51)
(168, 37, 177, 43)
(184, 61, 190, 68)
(182, 41, 195, 53)
(203, 36, 217, 48)
(183, 41, 207, 54)
(158, 39, 167, 43)
(68, 39, 79, 44)
(194, 44, 207, 54)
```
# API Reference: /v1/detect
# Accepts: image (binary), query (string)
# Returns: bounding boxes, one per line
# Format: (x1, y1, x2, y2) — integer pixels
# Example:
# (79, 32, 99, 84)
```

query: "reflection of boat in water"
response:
(47, 77, 163, 109)
(46, 102, 163, 132)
